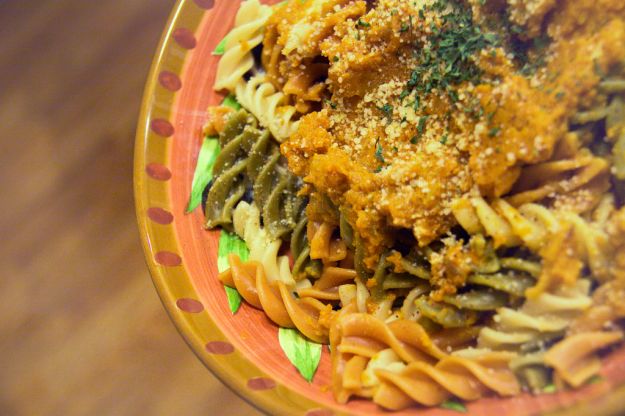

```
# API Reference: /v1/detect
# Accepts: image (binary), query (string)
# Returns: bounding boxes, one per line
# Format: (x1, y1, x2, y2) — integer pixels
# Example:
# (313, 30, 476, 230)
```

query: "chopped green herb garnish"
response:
(488, 126, 500, 137)
(447, 88, 459, 102)
(404, 1, 498, 102)
(375, 140, 385, 163)
(333, 56, 339, 62)
(374, 166, 383, 173)
(400, 22, 409, 33)
(357, 18, 370, 27)
(417, 116, 428, 136)
(392, 146, 398, 152)
(440, 134, 448, 144)
(325, 99, 337, 109)
(379, 103, 393, 122)
(410, 136, 420, 144)
(413, 97, 420, 110)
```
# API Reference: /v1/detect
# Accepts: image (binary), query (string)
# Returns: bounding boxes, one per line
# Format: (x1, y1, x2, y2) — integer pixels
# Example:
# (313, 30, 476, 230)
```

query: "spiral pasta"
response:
(213, 0, 272, 92)
(220, 253, 332, 343)
(260, 0, 367, 112)
(232, 201, 293, 286)
(235, 74, 300, 142)
(451, 195, 560, 251)
(374, 351, 520, 410)
(196, 0, 625, 411)
(205, 109, 304, 239)
(205, 110, 256, 230)
(384, 245, 539, 329)
(290, 215, 323, 281)
(329, 312, 520, 409)
(506, 150, 610, 210)
(544, 331, 623, 388)
(451, 195, 616, 296)
(477, 279, 592, 351)
(330, 312, 447, 404)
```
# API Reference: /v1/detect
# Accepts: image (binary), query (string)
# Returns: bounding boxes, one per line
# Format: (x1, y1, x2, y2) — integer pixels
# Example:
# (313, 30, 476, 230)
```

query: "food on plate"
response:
(192, 0, 625, 410)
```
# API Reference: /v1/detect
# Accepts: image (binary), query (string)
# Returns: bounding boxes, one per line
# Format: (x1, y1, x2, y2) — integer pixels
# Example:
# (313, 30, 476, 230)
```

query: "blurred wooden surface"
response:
(0, 1, 261, 415)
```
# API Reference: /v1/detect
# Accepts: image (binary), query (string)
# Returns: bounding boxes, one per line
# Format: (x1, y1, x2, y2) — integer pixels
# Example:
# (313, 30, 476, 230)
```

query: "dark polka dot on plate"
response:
(205, 341, 235, 355)
(147, 207, 174, 225)
(306, 410, 334, 416)
(145, 163, 172, 181)
(150, 118, 174, 137)
(193, 0, 215, 9)
(158, 71, 182, 91)
(173, 28, 197, 49)
(155, 251, 182, 266)
(247, 377, 276, 391)
(176, 298, 204, 313)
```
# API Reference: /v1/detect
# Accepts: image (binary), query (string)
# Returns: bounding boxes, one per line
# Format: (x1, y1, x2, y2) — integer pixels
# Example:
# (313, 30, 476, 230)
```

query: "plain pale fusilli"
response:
(214, 0, 272, 92)
(235, 74, 300, 142)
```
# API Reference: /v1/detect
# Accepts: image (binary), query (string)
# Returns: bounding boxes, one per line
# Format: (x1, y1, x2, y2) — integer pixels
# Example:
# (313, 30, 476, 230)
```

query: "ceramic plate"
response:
(134, 1, 625, 414)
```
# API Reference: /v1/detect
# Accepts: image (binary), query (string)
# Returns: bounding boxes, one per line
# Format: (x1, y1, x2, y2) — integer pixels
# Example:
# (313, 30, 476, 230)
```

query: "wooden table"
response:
(0, 1, 261, 414)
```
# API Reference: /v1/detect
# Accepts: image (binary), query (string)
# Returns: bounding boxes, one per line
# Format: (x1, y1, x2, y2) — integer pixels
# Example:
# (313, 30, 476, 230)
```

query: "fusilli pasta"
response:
(235, 74, 300, 142)
(194, 0, 625, 411)
(214, 0, 272, 92)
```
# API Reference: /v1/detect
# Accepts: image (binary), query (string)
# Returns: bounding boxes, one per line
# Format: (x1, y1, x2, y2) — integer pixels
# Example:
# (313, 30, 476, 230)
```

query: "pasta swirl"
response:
(214, 0, 272, 92)
(205, 111, 256, 230)
(330, 312, 447, 404)
(220, 254, 332, 343)
(232, 201, 293, 285)
(205, 110, 304, 239)
(235, 74, 300, 142)
(544, 331, 623, 387)
(478, 279, 592, 351)
(199, 0, 625, 410)
(374, 351, 520, 410)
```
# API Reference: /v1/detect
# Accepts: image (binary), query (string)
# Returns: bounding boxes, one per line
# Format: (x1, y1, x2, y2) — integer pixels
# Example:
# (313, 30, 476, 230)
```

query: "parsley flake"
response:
(417, 116, 428, 136)
(488, 126, 500, 137)
(404, 1, 498, 102)
(375, 140, 385, 163)
(379, 104, 393, 122)
(324, 99, 337, 109)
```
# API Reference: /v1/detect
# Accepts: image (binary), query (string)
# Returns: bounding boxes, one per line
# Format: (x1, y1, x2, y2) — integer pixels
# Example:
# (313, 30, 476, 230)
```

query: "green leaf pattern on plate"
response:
(186, 138, 220, 213)
(213, 36, 227, 55)
(278, 327, 322, 382)
(440, 399, 467, 413)
(217, 230, 249, 314)
(222, 93, 241, 110)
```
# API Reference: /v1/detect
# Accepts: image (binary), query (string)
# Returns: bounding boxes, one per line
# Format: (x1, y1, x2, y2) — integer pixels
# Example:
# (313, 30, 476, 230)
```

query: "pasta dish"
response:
(195, 0, 625, 410)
